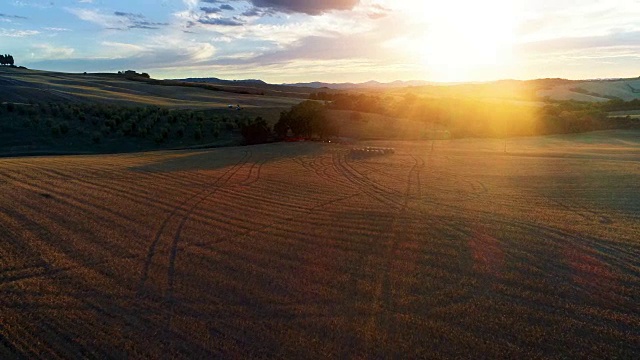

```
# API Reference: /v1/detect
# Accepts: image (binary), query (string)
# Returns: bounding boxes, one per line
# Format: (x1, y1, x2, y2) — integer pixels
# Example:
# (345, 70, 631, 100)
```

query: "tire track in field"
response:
(548, 197, 614, 225)
(0, 256, 137, 288)
(333, 152, 423, 352)
(239, 158, 265, 187)
(414, 212, 638, 314)
(193, 191, 362, 249)
(417, 154, 488, 202)
(14, 153, 215, 186)
(376, 154, 423, 342)
(165, 152, 253, 299)
(134, 150, 255, 350)
(332, 150, 404, 209)
(9, 160, 210, 197)
(296, 151, 355, 190)
(341, 153, 406, 201)
(0, 190, 139, 267)
(137, 150, 251, 295)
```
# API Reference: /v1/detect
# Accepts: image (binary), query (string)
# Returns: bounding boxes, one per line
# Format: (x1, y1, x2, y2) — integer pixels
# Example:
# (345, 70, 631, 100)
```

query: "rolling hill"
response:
(0, 67, 302, 109)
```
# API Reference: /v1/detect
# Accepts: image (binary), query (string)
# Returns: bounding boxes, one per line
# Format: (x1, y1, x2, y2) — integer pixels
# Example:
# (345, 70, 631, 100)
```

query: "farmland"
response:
(1, 130, 639, 358)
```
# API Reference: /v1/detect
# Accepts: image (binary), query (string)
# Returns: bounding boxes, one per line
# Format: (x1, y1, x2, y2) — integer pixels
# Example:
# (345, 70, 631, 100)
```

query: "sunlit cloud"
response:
(29, 43, 75, 59)
(6, 0, 640, 82)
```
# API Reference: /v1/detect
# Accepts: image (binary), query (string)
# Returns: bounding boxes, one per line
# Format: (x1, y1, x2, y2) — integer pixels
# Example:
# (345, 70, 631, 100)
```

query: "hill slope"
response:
(0, 67, 301, 109)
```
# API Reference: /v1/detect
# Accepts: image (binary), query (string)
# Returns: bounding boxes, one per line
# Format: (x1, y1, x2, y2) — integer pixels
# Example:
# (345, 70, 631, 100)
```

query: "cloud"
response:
(100, 41, 147, 58)
(0, 13, 28, 19)
(30, 44, 75, 59)
(367, 4, 390, 20)
(25, 36, 217, 72)
(114, 11, 145, 18)
(44, 27, 71, 31)
(200, 7, 222, 14)
(199, 0, 360, 15)
(518, 30, 640, 55)
(114, 11, 169, 29)
(241, 7, 275, 17)
(249, 0, 360, 15)
(245, 34, 380, 64)
(198, 17, 243, 26)
(67, 8, 168, 30)
(67, 8, 121, 28)
(0, 28, 39, 37)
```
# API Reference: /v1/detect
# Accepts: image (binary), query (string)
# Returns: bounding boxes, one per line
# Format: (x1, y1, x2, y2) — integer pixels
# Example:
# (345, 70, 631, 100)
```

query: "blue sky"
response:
(1, 0, 639, 83)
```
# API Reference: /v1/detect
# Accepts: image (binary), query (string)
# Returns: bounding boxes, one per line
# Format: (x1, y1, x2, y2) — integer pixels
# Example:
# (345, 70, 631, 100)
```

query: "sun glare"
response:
(404, 0, 518, 81)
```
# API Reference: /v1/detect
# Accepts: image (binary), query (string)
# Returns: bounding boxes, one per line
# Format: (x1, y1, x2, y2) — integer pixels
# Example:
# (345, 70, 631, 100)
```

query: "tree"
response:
(274, 100, 329, 138)
(273, 112, 290, 139)
(241, 117, 271, 145)
(0, 54, 14, 66)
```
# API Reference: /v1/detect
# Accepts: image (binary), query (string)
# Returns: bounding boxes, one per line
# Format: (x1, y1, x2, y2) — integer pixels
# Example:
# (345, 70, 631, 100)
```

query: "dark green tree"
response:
(0, 54, 14, 66)
(241, 117, 271, 145)
(274, 100, 334, 138)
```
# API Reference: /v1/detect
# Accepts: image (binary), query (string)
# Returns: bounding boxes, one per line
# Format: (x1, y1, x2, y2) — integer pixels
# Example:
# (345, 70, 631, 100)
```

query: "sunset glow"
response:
(411, 0, 517, 81)
(1, 0, 639, 82)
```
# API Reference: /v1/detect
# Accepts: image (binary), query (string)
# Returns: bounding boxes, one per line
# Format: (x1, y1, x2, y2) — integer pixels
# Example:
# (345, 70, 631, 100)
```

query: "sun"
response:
(401, 0, 518, 81)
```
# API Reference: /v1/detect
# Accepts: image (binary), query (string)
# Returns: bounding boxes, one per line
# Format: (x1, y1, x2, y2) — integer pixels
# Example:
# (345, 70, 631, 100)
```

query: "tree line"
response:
(307, 91, 640, 138)
(0, 99, 341, 149)
(236, 101, 342, 145)
(0, 101, 236, 148)
(0, 54, 15, 66)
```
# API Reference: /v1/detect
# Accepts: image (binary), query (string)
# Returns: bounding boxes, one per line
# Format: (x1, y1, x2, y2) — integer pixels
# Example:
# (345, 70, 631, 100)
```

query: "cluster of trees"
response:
(307, 90, 640, 138)
(236, 100, 344, 145)
(0, 101, 238, 147)
(310, 92, 388, 114)
(0, 54, 15, 66)
(274, 100, 339, 139)
(118, 70, 150, 79)
(601, 98, 640, 112)
(0, 100, 345, 148)
(240, 117, 270, 145)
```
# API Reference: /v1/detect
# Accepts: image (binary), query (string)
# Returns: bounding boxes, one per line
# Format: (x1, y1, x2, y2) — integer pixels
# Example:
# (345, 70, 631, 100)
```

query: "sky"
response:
(1, 0, 639, 83)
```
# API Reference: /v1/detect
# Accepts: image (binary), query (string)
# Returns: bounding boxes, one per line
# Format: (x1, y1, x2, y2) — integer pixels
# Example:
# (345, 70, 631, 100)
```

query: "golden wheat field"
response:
(1, 130, 639, 358)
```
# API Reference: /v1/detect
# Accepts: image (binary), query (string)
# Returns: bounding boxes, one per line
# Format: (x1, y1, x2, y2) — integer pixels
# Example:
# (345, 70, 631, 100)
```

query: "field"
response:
(537, 78, 640, 102)
(0, 67, 307, 155)
(1, 130, 639, 358)
(0, 67, 302, 109)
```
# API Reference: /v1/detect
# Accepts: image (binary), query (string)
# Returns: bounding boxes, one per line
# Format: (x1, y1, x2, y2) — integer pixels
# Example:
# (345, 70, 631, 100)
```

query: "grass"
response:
(0, 67, 307, 155)
(1, 130, 638, 358)
(538, 78, 640, 102)
(0, 67, 302, 109)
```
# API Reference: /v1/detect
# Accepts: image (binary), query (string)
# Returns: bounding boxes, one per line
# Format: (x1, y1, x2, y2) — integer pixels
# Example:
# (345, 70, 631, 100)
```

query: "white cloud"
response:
(101, 41, 146, 58)
(30, 44, 75, 59)
(0, 28, 40, 37)
(66, 8, 122, 28)
(44, 27, 71, 32)
(187, 42, 216, 61)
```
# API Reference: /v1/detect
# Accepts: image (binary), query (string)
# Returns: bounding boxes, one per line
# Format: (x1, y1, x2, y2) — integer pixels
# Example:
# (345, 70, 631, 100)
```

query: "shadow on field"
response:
(129, 142, 326, 173)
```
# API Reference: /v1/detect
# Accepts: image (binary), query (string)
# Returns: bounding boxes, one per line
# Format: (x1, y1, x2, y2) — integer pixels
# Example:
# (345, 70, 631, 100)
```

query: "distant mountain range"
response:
(175, 77, 435, 90)
(172, 76, 640, 102)
(179, 77, 269, 86)
(282, 80, 436, 89)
